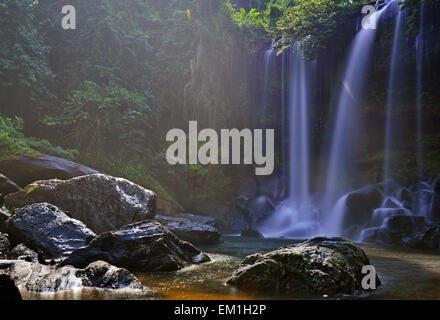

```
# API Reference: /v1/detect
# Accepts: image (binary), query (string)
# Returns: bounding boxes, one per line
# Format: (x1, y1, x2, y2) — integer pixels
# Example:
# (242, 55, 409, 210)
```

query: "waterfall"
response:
(384, 3, 404, 189)
(261, 44, 275, 127)
(321, 2, 391, 236)
(416, 3, 425, 180)
(261, 45, 317, 238)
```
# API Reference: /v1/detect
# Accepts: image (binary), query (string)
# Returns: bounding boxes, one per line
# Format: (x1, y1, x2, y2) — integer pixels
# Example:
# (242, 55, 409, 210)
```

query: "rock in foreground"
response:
(5, 174, 157, 234)
(227, 237, 379, 296)
(60, 221, 210, 272)
(155, 214, 221, 244)
(1, 260, 143, 292)
(7, 203, 96, 258)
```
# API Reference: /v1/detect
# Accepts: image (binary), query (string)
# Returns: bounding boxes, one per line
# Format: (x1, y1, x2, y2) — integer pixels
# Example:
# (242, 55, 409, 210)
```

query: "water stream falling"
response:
(416, 3, 425, 180)
(261, 45, 317, 238)
(261, 43, 276, 127)
(321, 2, 392, 236)
(383, 4, 404, 189)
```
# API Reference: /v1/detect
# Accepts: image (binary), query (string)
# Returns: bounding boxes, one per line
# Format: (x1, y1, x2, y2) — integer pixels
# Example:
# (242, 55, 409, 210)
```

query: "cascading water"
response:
(383, 3, 404, 189)
(261, 45, 318, 238)
(261, 43, 275, 127)
(321, 2, 392, 236)
(416, 2, 425, 180)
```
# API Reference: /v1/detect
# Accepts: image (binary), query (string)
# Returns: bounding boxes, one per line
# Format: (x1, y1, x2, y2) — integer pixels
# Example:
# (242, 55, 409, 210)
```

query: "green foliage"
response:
(0, 115, 77, 161)
(44, 81, 151, 155)
(227, 0, 364, 58)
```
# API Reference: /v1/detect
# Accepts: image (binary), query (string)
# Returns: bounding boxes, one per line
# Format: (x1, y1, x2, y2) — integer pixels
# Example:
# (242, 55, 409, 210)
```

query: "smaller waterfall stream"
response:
(321, 1, 392, 236)
(384, 4, 404, 188)
(261, 46, 318, 238)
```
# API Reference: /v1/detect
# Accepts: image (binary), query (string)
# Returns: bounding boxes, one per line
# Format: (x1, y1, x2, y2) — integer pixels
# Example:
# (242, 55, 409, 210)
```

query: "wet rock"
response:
(240, 227, 264, 239)
(1, 260, 143, 292)
(406, 224, 440, 251)
(0, 155, 98, 188)
(60, 221, 210, 272)
(7, 203, 96, 258)
(10, 244, 39, 262)
(343, 186, 383, 230)
(5, 174, 157, 234)
(0, 274, 22, 300)
(155, 215, 221, 245)
(0, 174, 21, 197)
(227, 237, 379, 295)
(0, 233, 10, 259)
(384, 215, 426, 235)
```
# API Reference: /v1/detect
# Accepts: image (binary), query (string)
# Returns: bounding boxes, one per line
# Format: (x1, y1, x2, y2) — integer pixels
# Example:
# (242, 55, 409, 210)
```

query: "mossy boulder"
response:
(227, 237, 380, 296)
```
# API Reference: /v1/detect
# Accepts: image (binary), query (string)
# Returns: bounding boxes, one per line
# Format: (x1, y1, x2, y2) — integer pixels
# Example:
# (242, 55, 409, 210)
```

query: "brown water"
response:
(20, 236, 440, 300)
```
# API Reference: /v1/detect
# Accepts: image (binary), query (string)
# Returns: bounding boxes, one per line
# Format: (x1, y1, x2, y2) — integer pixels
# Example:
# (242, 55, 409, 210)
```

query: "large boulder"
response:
(0, 155, 98, 188)
(155, 215, 221, 245)
(0, 274, 22, 300)
(343, 186, 383, 232)
(0, 260, 143, 292)
(0, 233, 10, 259)
(5, 174, 157, 234)
(7, 203, 96, 258)
(227, 237, 380, 295)
(60, 221, 210, 272)
(0, 174, 21, 197)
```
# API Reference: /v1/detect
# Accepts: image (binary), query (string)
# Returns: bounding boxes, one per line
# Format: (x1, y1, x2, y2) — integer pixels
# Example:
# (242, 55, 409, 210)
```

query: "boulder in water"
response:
(5, 174, 157, 234)
(0, 155, 99, 188)
(7, 203, 96, 258)
(155, 214, 221, 244)
(227, 237, 380, 295)
(60, 220, 210, 272)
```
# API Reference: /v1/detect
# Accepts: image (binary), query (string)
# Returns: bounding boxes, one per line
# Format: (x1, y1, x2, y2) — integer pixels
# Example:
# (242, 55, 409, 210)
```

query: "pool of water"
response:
(20, 236, 440, 300)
